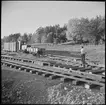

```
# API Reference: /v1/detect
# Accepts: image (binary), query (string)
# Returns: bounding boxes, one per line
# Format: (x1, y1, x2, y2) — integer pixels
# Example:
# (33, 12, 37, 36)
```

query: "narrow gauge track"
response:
(1, 55, 105, 91)
(2, 52, 104, 68)
(45, 50, 81, 58)
(2, 54, 105, 71)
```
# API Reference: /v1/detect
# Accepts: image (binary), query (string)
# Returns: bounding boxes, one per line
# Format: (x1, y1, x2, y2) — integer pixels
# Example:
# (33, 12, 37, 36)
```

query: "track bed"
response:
(1, 55, 105, 92)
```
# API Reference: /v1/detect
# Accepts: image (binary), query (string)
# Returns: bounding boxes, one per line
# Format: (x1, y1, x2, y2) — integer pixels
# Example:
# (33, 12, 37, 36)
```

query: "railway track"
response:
(1, 55, 105, 92)
(2, 50, 104, 68)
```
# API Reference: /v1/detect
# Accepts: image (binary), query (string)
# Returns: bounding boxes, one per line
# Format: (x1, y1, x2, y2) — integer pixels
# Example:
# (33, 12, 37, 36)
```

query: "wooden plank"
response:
(2, 60, 105, 87)
(88, 69, 105, 74)
(2, 59, 104, 81)
(1, 57, 105, 77)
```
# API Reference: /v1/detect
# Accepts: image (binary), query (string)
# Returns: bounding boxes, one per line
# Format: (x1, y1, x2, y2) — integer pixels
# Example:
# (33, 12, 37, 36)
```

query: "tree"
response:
(88, 16, 103, 45)
(32, 27, 45, 43)
(47, 32, 54, 43)
(98, 17, 105, 42)
(41, 33, 47, 43)
(67, 16, 105, 44)
(22, 33, 29, 44)
(59, 30, 67, 43)
(3, 33, 21, 42)
(27, 33, 33, 44)
(67, 18, 80, 41)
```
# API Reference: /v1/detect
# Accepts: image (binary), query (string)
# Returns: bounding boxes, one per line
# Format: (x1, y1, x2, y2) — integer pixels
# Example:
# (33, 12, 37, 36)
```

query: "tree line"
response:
(2, 15, 105, 45)
(31, 24, 67, 44)
(67, 15, 105, 45)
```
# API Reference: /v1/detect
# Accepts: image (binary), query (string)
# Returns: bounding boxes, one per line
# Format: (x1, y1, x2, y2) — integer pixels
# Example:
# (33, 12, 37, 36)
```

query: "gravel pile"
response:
(47, 83, 105, 104)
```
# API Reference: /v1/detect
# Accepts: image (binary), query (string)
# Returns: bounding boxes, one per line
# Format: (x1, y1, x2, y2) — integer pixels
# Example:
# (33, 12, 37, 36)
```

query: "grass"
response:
(2, 44, 105, 65)
(1, 66, 62, 104)
(32, 44, 105, 65)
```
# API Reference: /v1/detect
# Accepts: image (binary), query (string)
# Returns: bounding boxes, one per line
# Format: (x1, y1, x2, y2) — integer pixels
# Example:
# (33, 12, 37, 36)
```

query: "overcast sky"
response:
(1, 1, 105, 38)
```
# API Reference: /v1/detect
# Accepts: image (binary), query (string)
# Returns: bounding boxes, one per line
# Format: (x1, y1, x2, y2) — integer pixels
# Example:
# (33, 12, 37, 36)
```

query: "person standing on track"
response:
(81, 46, 86, 68)
(35, 47, 38, 57)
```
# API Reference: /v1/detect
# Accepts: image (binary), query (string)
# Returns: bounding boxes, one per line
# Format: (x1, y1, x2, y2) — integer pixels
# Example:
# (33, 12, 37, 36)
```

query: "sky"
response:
(1, 1, 105, 38)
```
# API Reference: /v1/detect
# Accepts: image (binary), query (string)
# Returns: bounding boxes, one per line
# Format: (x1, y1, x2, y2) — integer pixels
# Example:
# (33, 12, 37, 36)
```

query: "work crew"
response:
(81, 46, 86, 68)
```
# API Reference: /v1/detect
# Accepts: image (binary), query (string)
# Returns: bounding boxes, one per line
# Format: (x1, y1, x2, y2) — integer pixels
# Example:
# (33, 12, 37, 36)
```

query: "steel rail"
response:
(1, 59, 105, 87)
(1, 55, 105, 76)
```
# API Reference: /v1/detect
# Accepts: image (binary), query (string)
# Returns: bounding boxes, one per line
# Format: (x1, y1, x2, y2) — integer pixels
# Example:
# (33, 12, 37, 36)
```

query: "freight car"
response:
(21, 44, 45, 57)
(4, 41, 76, 58)
(3, 41, 46, 56)
(3, 41, 22, 52)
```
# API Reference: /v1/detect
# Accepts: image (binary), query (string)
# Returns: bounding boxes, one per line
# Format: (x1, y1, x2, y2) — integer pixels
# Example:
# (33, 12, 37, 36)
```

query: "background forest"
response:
(1, 15, 105, 45)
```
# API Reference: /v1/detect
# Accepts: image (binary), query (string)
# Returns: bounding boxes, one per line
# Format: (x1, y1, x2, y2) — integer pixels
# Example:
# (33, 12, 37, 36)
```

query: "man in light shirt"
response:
(35, 47, 38, 57)
(81, 46, 86, 68)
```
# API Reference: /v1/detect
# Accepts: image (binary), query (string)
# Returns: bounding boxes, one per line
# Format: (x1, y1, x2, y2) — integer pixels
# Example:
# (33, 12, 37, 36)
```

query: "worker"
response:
(81, 46, 86, 68)
(35, 47, 38, 57)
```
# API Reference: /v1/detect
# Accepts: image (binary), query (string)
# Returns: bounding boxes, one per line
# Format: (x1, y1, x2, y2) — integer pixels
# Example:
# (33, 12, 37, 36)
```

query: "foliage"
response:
(67, 15, 105, 44)
(2, 15, 105, 45)
(41, 34, 47, 43)
(2, 33, 21, 42)
(21, 33, 29, 44)
(31, 24, 67, 44)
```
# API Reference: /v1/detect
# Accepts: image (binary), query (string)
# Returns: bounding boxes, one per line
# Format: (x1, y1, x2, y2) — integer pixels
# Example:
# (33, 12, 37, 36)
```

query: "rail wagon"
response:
(3, 43, 8, 51)
(25, 45, 31, 53)
(22, 45, 27, 51)
(3, 42, 21, 52)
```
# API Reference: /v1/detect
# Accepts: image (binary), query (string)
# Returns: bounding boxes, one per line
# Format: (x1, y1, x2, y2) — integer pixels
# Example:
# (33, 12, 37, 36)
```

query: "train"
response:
(3, 41, 81, 58)
(3, 41, 46, 56)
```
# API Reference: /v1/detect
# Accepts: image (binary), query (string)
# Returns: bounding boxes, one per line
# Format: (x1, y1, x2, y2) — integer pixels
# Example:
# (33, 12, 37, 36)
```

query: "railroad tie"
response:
(26, 69, 30, 72)
(52, 75, 60, 79)
(49, 75, 60, 80)
(37, 72, 43, 75)
(43, 73, 52, 77)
